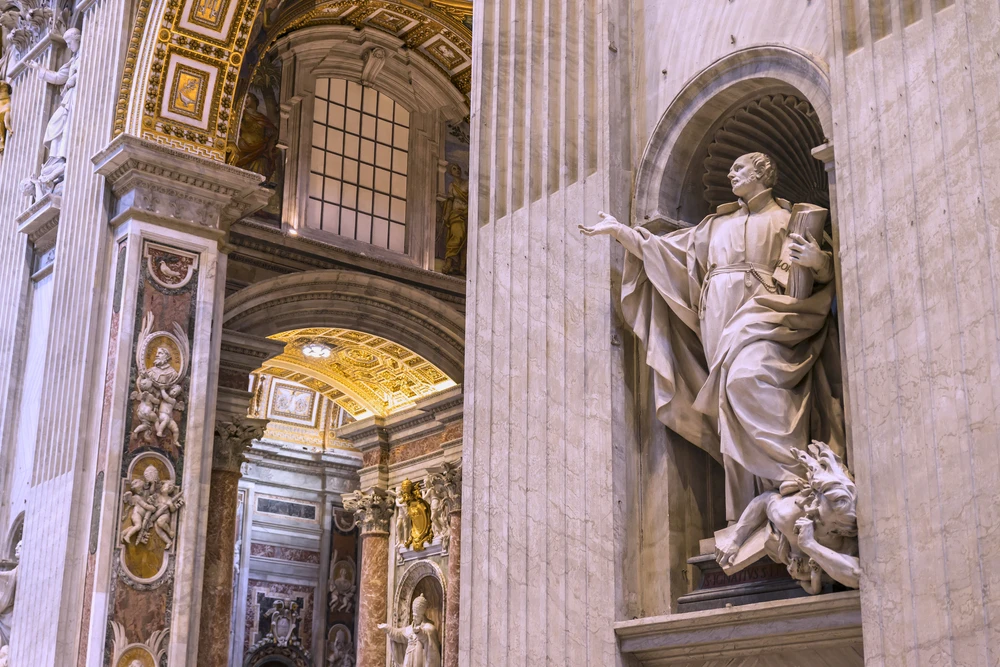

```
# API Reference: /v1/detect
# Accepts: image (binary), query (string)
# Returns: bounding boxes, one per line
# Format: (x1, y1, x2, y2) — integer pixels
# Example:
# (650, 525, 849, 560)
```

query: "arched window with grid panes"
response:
(308, 78, 410, 253)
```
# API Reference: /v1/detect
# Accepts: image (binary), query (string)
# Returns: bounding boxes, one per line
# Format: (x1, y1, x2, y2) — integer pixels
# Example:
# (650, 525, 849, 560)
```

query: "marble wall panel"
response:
(827, 0, 1000, 663)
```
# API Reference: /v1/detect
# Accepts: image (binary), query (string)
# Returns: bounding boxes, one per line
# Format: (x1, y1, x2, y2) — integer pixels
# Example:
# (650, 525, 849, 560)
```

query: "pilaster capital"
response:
(426, 459, 462, 514)
(342, 487, 396, 535)
(92, 135, 270, 236)
(213, 416, 267, 474)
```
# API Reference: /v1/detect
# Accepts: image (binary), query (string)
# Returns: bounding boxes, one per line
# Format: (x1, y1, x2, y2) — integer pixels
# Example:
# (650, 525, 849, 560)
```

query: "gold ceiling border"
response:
(115, 0, 263, 160)
(118, 0, 471, 161)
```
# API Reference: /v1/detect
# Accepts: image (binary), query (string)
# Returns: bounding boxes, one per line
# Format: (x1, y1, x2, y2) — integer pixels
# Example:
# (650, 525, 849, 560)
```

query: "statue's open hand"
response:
(377, 623, 389, 633)
(715, 538, 740, 569)
(794, 516, 816, 546)
(787, 231, 829, 273)
(578, 211, 621, 237)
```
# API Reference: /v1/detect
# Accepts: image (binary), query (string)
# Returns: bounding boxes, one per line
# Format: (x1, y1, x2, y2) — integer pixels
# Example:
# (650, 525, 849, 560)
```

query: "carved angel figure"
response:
(120, 478, 155, 545)
(327, 627, 356, 667)
(130, 314, 189, 449)
(715, 441, 860, 594)
(394, 487, 411, 561)
(328, 562, 355, 613)
(424, 476, 450, 552)
(141, 479, 184, 550)
(379, 594, 441, 667)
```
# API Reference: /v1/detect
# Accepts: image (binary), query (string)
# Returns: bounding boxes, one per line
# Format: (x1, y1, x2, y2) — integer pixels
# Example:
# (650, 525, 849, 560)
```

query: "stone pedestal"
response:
(343, 488, 394, 667)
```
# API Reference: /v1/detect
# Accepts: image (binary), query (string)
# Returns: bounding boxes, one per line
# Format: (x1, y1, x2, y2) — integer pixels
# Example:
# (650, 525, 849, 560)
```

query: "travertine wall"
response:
(459, 0, 636, 664)
(827, 0, 1000, 664)
(632, 0, 830, 151)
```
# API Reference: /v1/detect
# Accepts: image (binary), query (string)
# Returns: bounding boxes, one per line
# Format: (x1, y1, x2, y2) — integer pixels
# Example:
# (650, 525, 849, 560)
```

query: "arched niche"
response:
(5, 512, 23, 560)
(626, 45, 839, 616)
(392, 559, 445, 638)
(223, 270, 465, 383)
(633, 45, 832, 226)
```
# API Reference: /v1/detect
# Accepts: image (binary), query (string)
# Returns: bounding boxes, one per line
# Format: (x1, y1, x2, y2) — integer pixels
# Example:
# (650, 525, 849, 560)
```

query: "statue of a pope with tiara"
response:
(581, 153, 859, 593)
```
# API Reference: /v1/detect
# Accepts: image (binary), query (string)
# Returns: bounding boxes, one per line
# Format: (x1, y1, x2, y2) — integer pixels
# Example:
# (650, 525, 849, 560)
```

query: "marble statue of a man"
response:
(0, 540, 21, 647)
(22, 27, 81, 198)
(579, 152, 845, 523)
(379, 594, 441, 667)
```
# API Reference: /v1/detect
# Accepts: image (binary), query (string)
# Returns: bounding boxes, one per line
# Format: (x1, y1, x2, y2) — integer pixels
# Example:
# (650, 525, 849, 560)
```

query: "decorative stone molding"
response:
(213, 417, 267, 474)
(342, 487, 395, 535)
(15, 193, 60, 252)
(361, 46, 387, 86)
(92, 135, 270, 235)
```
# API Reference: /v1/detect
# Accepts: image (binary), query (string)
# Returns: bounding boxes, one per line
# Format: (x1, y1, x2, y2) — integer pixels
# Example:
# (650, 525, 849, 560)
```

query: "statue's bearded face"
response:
(728, 156, 759, 198)
(154, 347, 171, 367)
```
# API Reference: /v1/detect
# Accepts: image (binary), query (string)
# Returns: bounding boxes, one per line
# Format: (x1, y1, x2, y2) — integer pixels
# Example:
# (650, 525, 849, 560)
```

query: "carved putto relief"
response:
(118, 454, 184, 583)
(326, 624, 355, 667)
(248, 598, 309, 656)
(131, 311, 189, 450)
(424, 461, 461, 553)
(328, 556, 356, 613)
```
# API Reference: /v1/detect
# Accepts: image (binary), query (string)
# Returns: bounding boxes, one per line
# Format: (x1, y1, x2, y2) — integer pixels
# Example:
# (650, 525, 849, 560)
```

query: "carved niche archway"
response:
(633, 45, 833, 226)
(626, 45, 840, 616)
(223, 269, 465, 383)
(392, 559, 445, 642)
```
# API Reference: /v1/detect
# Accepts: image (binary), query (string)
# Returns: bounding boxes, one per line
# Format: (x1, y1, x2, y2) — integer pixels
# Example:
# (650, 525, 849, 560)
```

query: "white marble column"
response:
(827, 1, 1000, 664)
(459, 1, 636, 665)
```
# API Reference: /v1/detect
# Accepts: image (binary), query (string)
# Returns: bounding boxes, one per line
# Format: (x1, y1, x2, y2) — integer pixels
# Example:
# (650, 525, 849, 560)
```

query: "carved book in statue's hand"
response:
(773, 203, 829, 299)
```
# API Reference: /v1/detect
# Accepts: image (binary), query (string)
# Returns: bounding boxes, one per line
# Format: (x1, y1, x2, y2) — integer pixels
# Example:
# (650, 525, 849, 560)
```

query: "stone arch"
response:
(223, 270, 465, 383)
(392, 559, 445, 634)
(633, 45, 832, 225)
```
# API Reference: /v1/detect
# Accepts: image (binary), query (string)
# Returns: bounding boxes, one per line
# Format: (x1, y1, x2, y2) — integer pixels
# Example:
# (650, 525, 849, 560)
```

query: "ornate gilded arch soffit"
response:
(115, 0, 472, 161)
(264, 327, 456, 419)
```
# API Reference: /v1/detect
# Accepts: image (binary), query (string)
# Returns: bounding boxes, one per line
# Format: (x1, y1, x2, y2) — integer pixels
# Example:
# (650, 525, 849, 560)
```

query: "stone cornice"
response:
(92, 135, 270, 234)
(615, 590, 862, 664)
(220, 330, 286, 373)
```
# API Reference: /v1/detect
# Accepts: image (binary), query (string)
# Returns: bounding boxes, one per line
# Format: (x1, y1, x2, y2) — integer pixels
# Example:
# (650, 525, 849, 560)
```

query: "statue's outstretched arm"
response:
(578, 211, 644, 260)
(795, 518, 860, 589)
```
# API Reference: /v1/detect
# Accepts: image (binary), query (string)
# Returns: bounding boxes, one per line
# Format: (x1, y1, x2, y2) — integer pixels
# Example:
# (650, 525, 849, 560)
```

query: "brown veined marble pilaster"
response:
(343, 488, 395, 667)
(444, 508, 461, 667)
(197, 418, 265, 667)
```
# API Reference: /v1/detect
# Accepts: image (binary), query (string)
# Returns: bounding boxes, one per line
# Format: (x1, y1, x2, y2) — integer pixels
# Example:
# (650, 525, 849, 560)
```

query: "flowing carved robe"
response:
(618, 189, 845, 520)
(0, 564, 16, 646)
(387, 622, 441, 667)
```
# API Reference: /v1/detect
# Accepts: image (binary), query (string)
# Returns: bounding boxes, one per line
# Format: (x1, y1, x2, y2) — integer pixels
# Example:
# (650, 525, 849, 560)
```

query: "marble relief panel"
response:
(326, 507, 359, 660)
(245, 580, 314, 651)
(102, 241, 200, 667)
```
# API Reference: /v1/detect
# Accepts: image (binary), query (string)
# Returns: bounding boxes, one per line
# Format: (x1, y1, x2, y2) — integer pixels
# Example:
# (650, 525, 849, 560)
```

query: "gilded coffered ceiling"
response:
(263, 327, 456, 419)
(116, 0, 472, 161)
